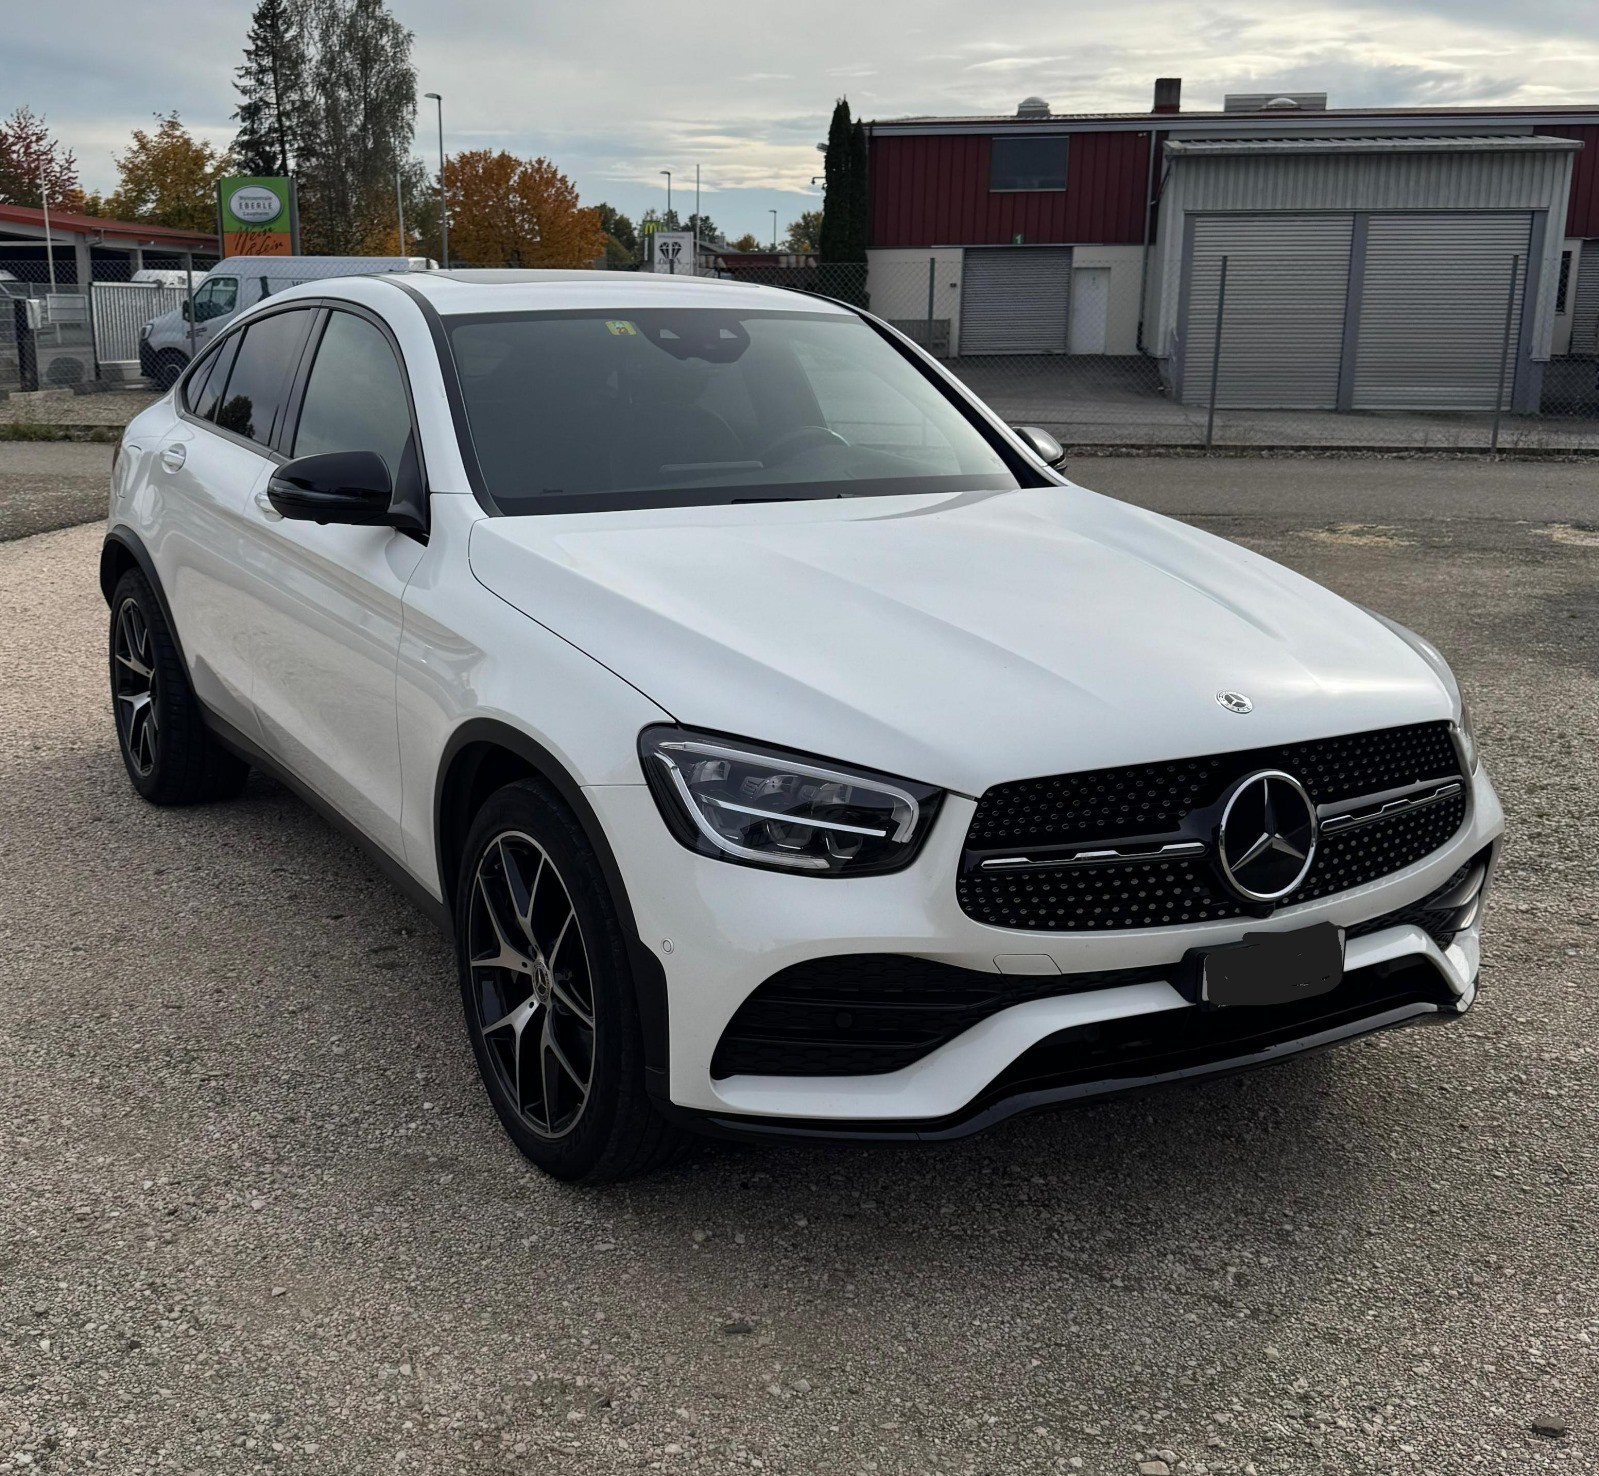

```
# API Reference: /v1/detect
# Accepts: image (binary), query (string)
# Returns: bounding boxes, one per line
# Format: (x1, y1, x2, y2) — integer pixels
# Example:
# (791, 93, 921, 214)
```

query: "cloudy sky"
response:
(8, 0, 1598, 241)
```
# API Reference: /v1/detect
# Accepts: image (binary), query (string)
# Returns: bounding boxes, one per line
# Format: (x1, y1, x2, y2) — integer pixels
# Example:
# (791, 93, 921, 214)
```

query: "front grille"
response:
(959, 721, 1465, 932)
(712, 856, 1485, 1079)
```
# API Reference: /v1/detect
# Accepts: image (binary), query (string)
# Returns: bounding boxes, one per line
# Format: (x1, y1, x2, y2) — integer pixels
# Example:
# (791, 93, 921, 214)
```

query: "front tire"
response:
(109, 568, 249, 805)
(455, 780, 687, 1182)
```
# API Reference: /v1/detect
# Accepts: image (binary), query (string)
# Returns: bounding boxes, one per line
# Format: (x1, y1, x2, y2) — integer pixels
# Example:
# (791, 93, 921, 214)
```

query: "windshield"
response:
(444, 308, 1021, 514)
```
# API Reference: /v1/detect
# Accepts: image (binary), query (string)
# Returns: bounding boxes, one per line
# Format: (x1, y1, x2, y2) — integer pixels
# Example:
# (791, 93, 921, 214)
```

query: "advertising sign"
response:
(217, 177, 300, 257)
(651, 230, 695, 275)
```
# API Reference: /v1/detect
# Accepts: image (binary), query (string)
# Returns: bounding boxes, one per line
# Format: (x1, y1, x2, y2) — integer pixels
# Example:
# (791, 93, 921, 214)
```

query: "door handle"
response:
(253, 489, 283, 521)
(159, 443, 186, 472)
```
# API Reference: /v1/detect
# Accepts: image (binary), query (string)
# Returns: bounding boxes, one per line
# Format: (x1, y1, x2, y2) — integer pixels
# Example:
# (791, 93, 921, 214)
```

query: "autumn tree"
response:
(0, 106, 81, 208)
(446, 150, 604, 268)
(727, 232, 761, 253)
(105, 113, 232, 232)
(232, 0, 306, 176)
(784, 210, 822, 253)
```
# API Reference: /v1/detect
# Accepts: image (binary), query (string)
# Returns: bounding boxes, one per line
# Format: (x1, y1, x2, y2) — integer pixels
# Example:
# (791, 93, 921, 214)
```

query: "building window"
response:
(990, 135, 1069, 192)
(1556, 250, 1573, 314)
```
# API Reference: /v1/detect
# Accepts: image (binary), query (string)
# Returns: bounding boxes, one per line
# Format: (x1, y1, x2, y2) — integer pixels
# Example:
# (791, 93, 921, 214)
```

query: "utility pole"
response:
(395, 170, 406, 256)
(425, 93, 448, 267)
(769, 209, 778, 252)
(41, 160, 57, 292)
(694, 164, 701, 274)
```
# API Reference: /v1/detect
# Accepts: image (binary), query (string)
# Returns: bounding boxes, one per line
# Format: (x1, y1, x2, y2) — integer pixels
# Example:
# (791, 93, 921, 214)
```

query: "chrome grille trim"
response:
(1317, 777, 1464, 836)
(978, 841, 1208, 873)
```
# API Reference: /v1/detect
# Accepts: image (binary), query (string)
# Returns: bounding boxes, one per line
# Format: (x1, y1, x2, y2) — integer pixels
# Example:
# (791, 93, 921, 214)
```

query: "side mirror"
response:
(267, 451, 395, 526)
(181, 298, 193, 321)
(1014, 425, 1066, 468)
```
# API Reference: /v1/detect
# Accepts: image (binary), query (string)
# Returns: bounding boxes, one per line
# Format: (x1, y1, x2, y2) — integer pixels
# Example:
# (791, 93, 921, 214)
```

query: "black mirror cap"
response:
(1014, 425, 1067, 468)
(268, 450, 395, 525)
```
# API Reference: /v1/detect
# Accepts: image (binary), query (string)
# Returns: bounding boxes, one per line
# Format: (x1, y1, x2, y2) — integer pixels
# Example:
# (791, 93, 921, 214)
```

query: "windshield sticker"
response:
(605, 320, 638, 336)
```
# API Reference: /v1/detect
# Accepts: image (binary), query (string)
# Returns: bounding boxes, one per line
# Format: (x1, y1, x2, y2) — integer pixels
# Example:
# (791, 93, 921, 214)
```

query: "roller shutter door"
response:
(1572, 241, 1599, 357)
(960, 248, 1072, 354)
(1351, 213, 1532, 410)
(1182, 214, 1353, 409)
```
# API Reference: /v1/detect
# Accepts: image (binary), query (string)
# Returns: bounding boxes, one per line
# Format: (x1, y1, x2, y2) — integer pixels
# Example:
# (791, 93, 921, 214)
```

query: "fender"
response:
(434, 718, 672, 1099)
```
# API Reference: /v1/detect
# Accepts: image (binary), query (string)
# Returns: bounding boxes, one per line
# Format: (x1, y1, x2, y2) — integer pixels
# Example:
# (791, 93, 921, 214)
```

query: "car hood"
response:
(467, 485, 1454, 795)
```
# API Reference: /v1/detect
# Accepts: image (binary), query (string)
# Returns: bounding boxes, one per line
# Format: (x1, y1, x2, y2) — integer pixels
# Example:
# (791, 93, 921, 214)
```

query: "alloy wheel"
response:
(467, 830, 597, 1139)
(113, 598, 159, 776)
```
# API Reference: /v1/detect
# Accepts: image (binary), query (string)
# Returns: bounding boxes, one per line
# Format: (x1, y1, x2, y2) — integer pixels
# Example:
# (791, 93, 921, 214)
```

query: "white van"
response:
(139, 256, 434, 386)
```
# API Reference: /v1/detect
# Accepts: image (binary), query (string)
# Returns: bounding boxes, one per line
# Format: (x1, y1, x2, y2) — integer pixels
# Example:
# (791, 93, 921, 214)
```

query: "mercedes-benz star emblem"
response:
(1217, 770, 1318, 902)
(1216, 690, 1253, 715)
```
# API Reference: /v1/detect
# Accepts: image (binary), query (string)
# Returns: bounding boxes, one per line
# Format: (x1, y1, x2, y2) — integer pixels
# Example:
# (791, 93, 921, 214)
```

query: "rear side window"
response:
(211, 310, 313, 447)
(293, 311, 414, 477)
(184, 336, 237, 421)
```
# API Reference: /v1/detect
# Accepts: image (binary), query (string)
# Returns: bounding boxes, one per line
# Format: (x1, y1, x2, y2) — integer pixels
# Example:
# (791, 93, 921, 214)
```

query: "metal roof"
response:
(868, 105, 1599, 137)
(0, 202, 215, 251)
(1165, 134, 1585, 157)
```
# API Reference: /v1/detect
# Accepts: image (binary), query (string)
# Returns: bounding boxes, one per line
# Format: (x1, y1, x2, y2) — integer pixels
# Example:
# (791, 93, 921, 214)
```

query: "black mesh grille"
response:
(959, 721, 1465, 932)
(713, 853, 1485, 1079)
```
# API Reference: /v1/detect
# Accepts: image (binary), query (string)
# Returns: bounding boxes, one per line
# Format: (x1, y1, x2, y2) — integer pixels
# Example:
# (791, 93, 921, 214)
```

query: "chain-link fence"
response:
(723, 257, 1599, 454)
(0, 256, 217, 397)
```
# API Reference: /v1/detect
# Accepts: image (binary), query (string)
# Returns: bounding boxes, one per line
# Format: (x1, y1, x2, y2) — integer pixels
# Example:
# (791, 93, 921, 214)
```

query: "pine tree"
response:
(818, 98, 853, 264)
(846, 118, 870, 262)
(232, 0, 304, 177)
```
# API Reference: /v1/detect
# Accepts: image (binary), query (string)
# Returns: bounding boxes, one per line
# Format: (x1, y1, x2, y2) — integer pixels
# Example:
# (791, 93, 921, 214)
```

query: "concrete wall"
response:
(867, 248, 966, 354)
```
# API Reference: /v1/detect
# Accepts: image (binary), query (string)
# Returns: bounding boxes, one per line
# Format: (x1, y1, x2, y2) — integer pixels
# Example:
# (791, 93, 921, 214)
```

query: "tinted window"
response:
(212, 310, 312, 447)
(293, 311, 414, 477)
(187, 335, 241, 423)
(447, 308, 1019, 515)
(990, 135, 1069, 191)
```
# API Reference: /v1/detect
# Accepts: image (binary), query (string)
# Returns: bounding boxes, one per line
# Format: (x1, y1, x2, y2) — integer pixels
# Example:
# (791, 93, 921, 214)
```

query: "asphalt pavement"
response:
(1, 453, 1596, 1475)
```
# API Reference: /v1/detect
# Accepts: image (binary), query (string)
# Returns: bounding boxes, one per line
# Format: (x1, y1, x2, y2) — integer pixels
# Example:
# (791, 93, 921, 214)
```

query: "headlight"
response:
(140, 320, 153, 341)
(1456, 697, 1478, 773)
(639, 726, 942, 876)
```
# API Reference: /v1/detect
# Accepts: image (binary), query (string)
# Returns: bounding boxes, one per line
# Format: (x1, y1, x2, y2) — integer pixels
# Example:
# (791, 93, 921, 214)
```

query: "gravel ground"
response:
(0, 444, 113, 542)
(1, 459, 1596, 1475)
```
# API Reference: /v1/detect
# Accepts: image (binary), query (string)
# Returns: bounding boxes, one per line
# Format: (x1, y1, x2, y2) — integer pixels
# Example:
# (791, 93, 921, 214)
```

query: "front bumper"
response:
(585, 764, 1503, 1127)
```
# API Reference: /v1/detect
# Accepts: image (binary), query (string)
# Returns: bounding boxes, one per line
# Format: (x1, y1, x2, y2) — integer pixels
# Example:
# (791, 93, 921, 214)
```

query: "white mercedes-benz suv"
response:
(103, 270, 1503, 1181)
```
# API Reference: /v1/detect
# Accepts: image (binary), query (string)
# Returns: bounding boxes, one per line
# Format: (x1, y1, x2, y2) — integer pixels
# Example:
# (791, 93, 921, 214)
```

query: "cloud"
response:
(7, 0, 1598, 241)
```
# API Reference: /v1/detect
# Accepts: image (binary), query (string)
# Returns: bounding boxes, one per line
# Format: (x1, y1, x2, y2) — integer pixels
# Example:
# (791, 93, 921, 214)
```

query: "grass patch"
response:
(0, 421, 121, 443)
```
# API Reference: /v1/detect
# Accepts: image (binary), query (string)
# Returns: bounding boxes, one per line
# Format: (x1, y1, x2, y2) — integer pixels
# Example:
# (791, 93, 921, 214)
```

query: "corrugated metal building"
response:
(863, 87, 1599, 408)
(1150, 135, 1579, 411)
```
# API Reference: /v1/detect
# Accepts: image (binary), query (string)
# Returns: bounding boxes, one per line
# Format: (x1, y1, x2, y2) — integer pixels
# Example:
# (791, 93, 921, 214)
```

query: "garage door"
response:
(1182, 215, 1353, 408)
(1352, 213, 1532, 410)
(1572, 240, 1599, 357)
(960, 248, 1072, 354)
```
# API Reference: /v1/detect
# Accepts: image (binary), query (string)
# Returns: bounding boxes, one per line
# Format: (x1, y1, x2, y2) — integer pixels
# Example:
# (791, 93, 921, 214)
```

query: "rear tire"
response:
(455, 779, 688, 1183)
(109, 568, 249, 805)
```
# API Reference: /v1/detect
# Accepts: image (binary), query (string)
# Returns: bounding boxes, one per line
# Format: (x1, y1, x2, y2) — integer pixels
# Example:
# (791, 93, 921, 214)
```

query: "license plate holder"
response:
(1196, 922, 1344, 1009)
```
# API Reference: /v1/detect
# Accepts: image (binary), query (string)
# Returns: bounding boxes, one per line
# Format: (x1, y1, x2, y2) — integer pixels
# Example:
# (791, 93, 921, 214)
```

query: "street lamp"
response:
(769, 209, 779, 251)
(424, 92, 448, 268)
(660, 169, 672, 226)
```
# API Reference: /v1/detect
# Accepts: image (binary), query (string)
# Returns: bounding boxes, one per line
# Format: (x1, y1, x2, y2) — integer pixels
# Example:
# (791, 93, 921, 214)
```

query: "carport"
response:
(1149, 134, 1582, 412)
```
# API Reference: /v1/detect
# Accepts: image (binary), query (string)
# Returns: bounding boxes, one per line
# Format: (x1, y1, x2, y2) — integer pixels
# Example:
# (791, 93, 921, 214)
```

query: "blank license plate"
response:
(1201, 922, 1344, 1009)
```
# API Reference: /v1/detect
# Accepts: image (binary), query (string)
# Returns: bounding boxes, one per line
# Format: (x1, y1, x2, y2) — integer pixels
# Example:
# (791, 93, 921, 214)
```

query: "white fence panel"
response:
(92, 282, 188, 364)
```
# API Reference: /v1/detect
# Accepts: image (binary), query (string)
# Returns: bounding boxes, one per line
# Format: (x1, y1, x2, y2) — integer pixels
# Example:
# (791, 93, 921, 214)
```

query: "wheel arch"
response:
(101, 528, 190, 673)
(435, 719, 671, 1097)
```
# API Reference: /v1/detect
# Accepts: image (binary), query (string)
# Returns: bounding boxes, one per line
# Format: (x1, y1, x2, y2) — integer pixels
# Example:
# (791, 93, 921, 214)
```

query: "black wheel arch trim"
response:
(100, 527, 190, 673)
(434, 717, 671, 1098)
